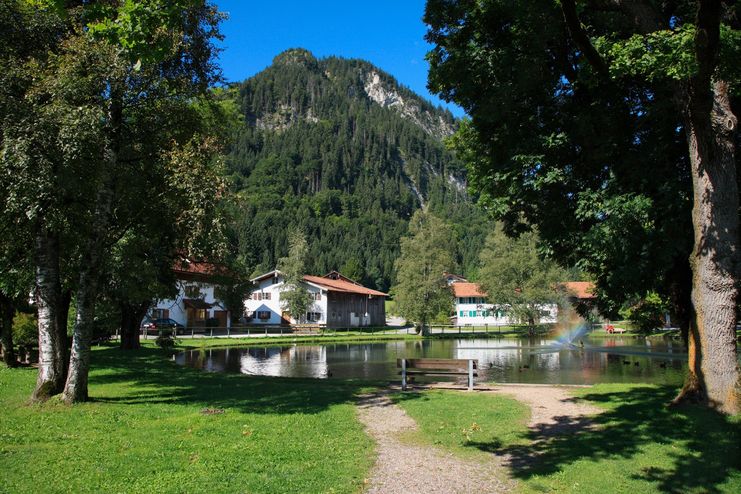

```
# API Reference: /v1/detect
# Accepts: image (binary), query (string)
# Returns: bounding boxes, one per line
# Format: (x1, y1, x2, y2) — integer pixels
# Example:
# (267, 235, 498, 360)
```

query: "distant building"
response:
(148, 259, 231, 328)
(245, 270, 387, 327)
(446, 274, 565, 326)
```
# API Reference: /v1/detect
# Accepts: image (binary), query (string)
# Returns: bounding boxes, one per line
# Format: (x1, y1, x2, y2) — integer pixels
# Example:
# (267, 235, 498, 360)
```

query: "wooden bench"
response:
(397, 358, 478, 391)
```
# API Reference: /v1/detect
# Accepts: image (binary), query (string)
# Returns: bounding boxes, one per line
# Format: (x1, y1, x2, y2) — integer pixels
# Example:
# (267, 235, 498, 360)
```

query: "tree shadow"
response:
(471, 385, 740, 493)
(88, 345, 393, 416)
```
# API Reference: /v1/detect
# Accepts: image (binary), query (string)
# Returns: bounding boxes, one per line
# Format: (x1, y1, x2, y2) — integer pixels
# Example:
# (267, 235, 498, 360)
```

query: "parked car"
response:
(149, 318, 185, 334)
(141, 317, 155, 331)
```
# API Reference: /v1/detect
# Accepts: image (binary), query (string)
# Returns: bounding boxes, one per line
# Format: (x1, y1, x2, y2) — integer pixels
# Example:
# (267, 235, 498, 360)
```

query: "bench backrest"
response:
(397, 358, 478, 371)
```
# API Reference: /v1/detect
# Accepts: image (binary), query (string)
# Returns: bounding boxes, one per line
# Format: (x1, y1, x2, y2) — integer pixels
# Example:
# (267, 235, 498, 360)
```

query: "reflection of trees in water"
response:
(179, 337, 687, 384)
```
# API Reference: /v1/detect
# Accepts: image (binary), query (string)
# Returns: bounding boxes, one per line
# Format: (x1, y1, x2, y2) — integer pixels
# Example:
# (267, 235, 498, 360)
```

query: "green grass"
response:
(394, 385, 741, 494)
(0, 345, 375, 494)
(392, 390, 530, 457)
(164, 333, 420, 351)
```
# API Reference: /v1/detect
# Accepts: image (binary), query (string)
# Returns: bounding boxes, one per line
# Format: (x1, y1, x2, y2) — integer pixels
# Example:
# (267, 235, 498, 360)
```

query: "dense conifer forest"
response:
(224, 49, 491, 291)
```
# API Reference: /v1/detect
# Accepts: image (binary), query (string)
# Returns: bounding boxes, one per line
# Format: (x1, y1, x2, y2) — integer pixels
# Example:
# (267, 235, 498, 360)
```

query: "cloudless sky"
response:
(213, 0, 465, 118)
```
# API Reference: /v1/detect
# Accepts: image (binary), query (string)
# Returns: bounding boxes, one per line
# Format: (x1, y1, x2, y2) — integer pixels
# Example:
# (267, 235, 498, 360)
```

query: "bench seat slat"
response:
(402, 371, 479, 377)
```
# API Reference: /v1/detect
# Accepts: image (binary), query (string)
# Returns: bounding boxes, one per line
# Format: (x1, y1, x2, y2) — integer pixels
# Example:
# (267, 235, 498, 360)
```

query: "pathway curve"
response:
(356, 385, 603, 493)
(356, 391, 513, 493)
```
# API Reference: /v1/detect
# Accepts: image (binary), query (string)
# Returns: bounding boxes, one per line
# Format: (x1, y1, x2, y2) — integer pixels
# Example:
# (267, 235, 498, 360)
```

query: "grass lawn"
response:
(166, 333, 420, 351)
(391, 390, 531, 456)
(394, 385, 741, 494)
(0, 344, 375, 494)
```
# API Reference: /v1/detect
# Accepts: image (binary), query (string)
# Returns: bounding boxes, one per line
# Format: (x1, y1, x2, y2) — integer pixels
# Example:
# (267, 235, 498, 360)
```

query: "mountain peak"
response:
(272, 48, 318, 68)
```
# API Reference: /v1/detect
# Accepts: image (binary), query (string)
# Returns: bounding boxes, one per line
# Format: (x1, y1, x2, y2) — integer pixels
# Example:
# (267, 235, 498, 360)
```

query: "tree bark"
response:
(0, 292, 17, 368)
(62, 85, 122, 404)
(31, 227, 66, 401)
(673, 78, 740, 414)
(120, 301, 149, 350)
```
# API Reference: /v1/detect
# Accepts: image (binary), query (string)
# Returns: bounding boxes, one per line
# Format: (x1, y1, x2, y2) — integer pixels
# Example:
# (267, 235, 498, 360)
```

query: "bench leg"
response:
(468, 360, 474, 391)
(402, 359, 407, 391)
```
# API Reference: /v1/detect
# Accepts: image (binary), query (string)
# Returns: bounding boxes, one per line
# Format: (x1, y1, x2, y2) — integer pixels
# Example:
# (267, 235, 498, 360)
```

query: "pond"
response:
(176, 335, 690, 385)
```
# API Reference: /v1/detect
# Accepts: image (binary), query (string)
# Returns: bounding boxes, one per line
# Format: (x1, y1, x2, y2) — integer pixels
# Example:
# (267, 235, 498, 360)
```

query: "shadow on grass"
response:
(89, 345, 393, 415)
(472, 385, 739, 493)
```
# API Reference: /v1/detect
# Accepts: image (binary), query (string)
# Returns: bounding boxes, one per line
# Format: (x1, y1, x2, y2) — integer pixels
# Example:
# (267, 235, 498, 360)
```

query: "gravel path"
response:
(356, 391, 513, 493)
(356, 385, 603, 493)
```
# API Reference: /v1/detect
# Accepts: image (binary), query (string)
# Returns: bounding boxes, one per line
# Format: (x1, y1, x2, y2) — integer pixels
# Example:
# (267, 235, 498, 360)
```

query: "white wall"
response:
(150, 280, 229, 327)
(454, 297, 557, 326)
(244, 274, 328, 325)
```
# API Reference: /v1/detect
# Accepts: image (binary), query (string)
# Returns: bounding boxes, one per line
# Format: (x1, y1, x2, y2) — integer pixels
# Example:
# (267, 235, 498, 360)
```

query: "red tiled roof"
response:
(452, 282, 487, 298)
(560, 281, 596, 299)
(303, 275, 388, 297)
(173, 259, 228, 279)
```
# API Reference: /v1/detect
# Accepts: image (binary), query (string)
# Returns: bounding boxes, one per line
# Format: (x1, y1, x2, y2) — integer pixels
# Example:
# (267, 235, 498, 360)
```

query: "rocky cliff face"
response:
(362, 70, 456, 140)
(224, 49, 485, 290)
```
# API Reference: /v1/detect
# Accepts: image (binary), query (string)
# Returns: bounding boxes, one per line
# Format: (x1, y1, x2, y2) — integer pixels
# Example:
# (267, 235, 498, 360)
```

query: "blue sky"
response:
(213, 0, 465, 118)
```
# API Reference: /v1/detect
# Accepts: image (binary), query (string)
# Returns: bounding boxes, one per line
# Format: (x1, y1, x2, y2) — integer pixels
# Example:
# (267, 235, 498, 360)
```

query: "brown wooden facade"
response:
(325, 292, 385, 328)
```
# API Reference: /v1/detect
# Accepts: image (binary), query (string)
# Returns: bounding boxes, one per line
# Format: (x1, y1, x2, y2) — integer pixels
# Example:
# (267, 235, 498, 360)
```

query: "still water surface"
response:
(177, 335, 689, 385)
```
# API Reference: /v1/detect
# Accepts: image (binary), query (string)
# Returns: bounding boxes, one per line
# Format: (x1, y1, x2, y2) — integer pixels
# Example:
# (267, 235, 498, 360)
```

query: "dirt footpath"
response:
(356, 384, 602, 493)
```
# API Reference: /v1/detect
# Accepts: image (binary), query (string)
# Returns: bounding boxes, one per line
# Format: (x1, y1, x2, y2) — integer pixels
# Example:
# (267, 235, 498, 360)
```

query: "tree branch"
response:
(560, 0, 611, 79)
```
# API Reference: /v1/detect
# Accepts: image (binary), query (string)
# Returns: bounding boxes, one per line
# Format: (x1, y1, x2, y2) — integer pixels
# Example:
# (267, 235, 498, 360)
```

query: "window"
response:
(306, 312, 321, 322)
(184, 285, 201, 298)
(459, 310, 464, 317)
(153, 309, 169, 319)
(312, 292, 321, 301)
(257, 311, 270, 320)
(195, 309, 206, 320)
(469, 311, 476, 317)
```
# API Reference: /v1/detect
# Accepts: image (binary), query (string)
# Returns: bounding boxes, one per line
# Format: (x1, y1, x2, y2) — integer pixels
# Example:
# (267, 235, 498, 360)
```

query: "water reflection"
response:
(177, 336, 691, 385)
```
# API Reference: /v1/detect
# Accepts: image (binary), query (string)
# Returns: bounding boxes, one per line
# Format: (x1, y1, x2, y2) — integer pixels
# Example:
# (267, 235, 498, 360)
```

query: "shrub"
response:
(155, 329, 176, 350)
(12, 312, 37, 347)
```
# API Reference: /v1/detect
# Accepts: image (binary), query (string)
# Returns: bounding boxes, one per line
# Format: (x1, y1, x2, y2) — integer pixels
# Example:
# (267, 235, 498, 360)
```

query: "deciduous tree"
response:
(477, 227, 566, 332)
(425, 0, 739, 412)
(392, 210, 456, 333)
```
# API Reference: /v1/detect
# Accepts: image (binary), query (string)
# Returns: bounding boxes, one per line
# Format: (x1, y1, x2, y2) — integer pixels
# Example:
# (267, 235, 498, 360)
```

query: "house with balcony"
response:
(148, 259, 231, 329)
(245, 270, 387, 327)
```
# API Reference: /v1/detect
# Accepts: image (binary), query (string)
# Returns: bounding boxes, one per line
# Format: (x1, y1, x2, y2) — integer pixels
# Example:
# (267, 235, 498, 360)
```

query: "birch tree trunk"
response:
(62, 86, 121, 404)
(32, 227, 66, 401)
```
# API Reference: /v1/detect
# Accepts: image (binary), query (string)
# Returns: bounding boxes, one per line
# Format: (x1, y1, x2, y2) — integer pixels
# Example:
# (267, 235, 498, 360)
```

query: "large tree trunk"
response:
(120, 301, 149, 350)
(673, 79, 740, 414)
(32, 227, 66, 401)
(0, 292, 17, 368)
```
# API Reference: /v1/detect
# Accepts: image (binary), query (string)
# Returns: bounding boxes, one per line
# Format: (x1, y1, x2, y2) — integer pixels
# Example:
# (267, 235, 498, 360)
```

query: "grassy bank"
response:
(394, 385, 741, 494)
(0, 346, 375, 494)
(167, 333, 421, 350)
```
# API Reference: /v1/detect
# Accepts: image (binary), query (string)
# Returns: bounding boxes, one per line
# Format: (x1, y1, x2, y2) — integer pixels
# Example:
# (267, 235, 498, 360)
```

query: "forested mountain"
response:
(225, 48, 490, 291)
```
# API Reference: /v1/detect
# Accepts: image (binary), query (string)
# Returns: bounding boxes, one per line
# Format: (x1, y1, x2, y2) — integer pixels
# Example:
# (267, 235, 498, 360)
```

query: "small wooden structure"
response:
(397, 358, 479, 391)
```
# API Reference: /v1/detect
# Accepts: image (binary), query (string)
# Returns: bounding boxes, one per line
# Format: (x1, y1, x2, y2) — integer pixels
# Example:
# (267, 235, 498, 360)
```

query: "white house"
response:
(449, 278, 558, 327)
(149, 259, 231, 328)
(245, 270, 387, 327)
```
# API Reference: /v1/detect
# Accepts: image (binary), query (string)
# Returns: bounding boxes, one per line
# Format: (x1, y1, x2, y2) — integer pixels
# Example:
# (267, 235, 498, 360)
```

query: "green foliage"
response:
(619, 292, 669, 332)
(12, 312, 36, 347)
(391, 211, 455, 331)
(224, 49, 491, 291)
(154, 329, 176, 350)
(477, 227, 565, 326)
(424, 0, 697, 318)
(277, 229, 313, 323)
